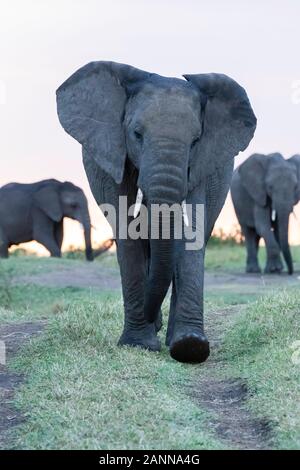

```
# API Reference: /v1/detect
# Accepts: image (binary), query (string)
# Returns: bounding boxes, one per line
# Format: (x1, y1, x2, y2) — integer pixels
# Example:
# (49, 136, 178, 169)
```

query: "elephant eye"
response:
(191, 136, 200, 149)
(134, 130, 143, 141)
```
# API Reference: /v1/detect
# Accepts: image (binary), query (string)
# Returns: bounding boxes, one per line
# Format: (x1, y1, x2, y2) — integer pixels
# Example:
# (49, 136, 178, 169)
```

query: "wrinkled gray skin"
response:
(56, 61, 256, 363)
(231, 153, 300, 274)
(0, 179, 93, 260)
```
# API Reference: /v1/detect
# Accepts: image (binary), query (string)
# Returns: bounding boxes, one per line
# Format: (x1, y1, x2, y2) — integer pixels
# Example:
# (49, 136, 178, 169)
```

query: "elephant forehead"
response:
(268, 165, 297, 183)
(126, 85, 201, 129)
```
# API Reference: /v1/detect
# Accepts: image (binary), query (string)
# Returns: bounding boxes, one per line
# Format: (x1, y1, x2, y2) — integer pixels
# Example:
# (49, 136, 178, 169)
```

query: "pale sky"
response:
(1, 0, 300, 252)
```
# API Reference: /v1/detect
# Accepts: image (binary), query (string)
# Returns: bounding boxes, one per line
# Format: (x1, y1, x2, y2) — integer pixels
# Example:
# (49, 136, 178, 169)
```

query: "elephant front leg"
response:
(254, 206, 283, 273)
(33, 215, 61, 257)
(264, 241, 283, 274)
(168, 247, 209, 363)
(117, 239, 161, 352)
(34, 232, 61, 257)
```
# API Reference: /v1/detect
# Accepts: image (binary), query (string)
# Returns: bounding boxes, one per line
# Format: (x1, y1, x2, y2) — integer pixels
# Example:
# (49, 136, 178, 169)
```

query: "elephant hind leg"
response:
(0, 242, 9, 258)
(0, 229, 9, 258)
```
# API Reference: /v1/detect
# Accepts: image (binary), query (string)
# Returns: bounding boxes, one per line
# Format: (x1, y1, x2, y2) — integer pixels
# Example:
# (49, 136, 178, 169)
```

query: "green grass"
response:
(205, 243, 300, 272)
(0, 285, 118, 323)
(8, 297, 222, 450)
(217, 289, 300, 449)
(0, 255, 222, 450)
(2, 251, 119, 274)
(205, 243, 246, 270)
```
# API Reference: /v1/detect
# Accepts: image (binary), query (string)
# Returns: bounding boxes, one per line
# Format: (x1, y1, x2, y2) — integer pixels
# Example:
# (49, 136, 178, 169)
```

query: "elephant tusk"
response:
(271, 209, 276, 222)
(133, 188, 143, 218)
(182, 200, 189, 227)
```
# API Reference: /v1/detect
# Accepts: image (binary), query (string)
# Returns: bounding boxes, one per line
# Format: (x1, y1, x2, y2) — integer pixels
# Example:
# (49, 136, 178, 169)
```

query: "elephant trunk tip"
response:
(85, 246, 94, 261)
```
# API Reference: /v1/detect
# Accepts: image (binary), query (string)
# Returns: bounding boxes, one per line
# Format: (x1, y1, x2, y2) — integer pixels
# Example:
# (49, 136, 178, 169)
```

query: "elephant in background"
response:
(56, 61, 256, 363)
(0, 179, 94, 260)
(231, 153, 300, 274)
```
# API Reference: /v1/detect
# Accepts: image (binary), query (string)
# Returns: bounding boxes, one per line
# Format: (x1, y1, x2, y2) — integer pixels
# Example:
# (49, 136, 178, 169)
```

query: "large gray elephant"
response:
(56, 61, 256, 363)
(231, 153, 300, 274)
(0, 179, 94, 260)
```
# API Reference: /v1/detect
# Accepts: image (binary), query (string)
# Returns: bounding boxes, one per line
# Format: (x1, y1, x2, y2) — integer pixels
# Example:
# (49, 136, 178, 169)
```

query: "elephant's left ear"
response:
(34, 186, 63, 222)
(183, 73, 257, 190)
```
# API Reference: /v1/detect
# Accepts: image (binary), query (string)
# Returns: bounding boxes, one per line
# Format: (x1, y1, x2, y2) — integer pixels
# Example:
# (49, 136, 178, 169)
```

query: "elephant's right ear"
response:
(238, 153, 270, 206)
(288, 154, 300, 200)
(56, 61, 151, 184)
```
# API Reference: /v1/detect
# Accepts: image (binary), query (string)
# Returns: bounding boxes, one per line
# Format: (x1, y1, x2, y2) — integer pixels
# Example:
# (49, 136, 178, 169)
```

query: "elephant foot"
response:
(169, 330, 210, 363)
(118, 327, 161, 352)
(264, 257, 283, 274)
(246, 263, 261, 273)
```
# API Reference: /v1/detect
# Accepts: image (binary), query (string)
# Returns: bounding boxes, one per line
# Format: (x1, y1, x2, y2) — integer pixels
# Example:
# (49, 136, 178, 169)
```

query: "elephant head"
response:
(239, 153, 299, 274)
(34, 180, 94, 261)
(56, 61, 256, 321)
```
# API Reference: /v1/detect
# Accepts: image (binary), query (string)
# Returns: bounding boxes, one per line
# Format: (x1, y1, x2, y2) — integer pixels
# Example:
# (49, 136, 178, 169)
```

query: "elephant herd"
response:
(232, 153, 300, 275)
(1, 60, 298, 364)
(0, 179, 94, 260)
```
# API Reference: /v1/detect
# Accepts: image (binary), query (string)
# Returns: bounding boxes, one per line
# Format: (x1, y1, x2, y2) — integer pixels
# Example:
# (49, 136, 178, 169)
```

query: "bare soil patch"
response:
(205, 270, 300, 293)
(13, 264, 121, 290)
(189, 305, 272, 450)
(0, 322, 45, 449)
(190, 377, 271, 449)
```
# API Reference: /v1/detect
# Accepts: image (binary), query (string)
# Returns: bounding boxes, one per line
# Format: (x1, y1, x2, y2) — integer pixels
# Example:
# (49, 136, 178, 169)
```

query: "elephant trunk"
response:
(141, 143, 188, 323)
(82, 214, 94, 261)
(277, 209, 293, 274)
(144, 208, 176, 323)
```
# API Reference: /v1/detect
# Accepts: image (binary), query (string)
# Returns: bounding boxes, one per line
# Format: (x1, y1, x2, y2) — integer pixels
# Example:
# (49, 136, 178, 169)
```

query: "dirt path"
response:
(189, 306, 272, 450)
(13, 262, 300, 294)
(0, 322, 45, 449)
(0, 311, 272, 450)
(14, 263, 121, 290)
(205, 270, 300, 295)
